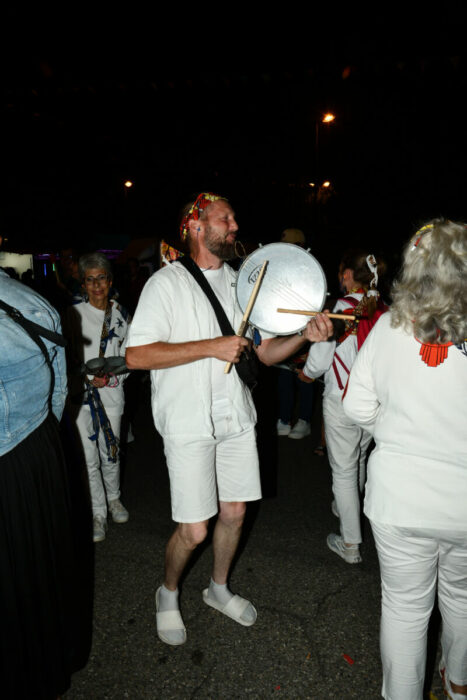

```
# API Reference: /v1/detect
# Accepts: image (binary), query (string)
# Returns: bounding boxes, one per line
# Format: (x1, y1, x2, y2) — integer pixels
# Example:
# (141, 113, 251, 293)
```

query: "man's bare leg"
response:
(204, 501, 257, 625)
(211, 501, 245, 584)
(164, 521, 208, 590)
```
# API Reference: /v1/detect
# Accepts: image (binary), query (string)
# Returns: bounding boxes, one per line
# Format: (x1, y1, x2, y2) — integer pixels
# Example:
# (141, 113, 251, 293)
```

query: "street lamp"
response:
(122, 181, 134, 234)
(315, 112, 336, 183)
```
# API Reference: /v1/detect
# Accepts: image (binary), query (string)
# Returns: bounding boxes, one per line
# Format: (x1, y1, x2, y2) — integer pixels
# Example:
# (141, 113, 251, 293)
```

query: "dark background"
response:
(3, 50, 467, 285)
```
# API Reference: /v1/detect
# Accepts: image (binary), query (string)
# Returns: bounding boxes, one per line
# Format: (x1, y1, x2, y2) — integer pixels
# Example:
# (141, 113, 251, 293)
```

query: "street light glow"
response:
(308, 182, 315, 187)
(322, 181, 331, 188)
(124, 180, 133, 188)
(322, 113, 335, 123)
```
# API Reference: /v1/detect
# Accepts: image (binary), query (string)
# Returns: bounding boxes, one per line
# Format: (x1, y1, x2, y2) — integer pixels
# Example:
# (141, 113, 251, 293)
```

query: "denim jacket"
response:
(0, 269, 67, 456)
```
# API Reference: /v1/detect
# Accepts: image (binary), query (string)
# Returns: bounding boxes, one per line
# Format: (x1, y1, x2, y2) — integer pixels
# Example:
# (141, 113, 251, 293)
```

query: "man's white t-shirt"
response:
(126, 261, 257, 438)
(202, 266, 232, 415)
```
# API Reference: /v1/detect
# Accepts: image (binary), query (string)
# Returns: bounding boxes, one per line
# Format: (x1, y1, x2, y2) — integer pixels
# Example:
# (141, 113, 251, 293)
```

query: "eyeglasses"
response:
(84, 274, 108, 286)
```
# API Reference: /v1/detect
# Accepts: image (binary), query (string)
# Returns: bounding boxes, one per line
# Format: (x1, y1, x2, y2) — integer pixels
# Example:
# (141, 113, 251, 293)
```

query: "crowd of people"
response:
(0, 198, 466, 699)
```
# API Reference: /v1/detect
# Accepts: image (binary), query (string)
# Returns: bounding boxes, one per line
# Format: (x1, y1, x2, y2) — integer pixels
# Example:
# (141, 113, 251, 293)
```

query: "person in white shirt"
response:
(343, 220, 467, 700)
(66, 252, 130, 543)
(304, 250, 386, 564)
(126, 192, 333, 646)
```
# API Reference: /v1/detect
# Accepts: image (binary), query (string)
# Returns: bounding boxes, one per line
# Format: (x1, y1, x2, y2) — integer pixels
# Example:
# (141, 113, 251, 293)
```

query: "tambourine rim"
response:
(236, 242, 328, 335)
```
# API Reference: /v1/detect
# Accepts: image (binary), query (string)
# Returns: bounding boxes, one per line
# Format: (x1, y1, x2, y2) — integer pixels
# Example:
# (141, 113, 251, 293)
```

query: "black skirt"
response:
(0, 413, 93, 700)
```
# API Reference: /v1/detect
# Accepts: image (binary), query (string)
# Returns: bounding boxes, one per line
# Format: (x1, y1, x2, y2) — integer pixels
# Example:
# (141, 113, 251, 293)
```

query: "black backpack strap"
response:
(0, 299, 66, 346)
(0, 298, 66, 411)
(178, 256, 235, 336)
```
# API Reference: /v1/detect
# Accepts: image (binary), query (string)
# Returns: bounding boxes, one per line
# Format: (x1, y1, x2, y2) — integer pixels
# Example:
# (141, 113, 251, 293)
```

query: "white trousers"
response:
(76, 405, 122, 519)
(323, 395, 372, 543)
(371, 521, 467, 700)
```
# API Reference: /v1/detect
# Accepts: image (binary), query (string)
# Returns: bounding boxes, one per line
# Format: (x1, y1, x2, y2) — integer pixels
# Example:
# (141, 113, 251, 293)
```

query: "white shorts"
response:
(163, 421, 261, 524)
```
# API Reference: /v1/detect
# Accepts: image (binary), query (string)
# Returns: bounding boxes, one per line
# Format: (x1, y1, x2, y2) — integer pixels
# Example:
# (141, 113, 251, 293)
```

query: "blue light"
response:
(43, 263, 47, 276)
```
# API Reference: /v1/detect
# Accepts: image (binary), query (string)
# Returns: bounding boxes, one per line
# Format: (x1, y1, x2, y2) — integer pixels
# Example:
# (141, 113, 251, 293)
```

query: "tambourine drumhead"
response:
(236, 242, 327, 335)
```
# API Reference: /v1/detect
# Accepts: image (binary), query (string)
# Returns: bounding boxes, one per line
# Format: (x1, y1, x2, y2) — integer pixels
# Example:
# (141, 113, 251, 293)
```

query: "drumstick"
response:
(224, 260, 269, 374)
(277, 308, 357, 321)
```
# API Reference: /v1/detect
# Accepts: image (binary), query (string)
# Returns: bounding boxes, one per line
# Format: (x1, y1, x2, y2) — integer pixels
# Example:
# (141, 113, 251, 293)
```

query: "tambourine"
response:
(79, 356, 128, 377)
(235, 243, 327, 335)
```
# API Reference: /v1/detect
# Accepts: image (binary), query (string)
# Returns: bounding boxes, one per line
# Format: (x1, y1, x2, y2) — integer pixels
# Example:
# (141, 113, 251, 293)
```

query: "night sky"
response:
(3, 57, 467, 285)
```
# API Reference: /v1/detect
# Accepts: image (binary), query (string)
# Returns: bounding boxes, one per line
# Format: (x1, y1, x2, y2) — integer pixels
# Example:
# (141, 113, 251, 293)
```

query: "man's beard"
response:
(204, 228, 237, 261)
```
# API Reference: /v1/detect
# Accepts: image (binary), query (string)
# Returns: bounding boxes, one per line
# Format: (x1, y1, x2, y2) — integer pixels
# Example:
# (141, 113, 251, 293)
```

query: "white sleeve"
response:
(303, 297, 352, 379)
(126, 273, 172, 347)
(342, 324, 380, 434)
(303, 339, 336, 378)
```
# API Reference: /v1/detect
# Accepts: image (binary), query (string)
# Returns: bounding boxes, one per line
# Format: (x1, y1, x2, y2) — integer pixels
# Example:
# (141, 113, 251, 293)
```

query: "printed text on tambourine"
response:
(248, 265, 262, 285)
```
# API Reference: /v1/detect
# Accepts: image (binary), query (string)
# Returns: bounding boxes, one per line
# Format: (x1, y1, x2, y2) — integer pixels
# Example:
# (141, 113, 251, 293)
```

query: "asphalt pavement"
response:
(64, 374, 446, 700)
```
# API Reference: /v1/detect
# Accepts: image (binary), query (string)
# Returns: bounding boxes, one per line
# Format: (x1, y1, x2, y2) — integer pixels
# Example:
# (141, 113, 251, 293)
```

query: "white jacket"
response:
(343, 312, 467, 530)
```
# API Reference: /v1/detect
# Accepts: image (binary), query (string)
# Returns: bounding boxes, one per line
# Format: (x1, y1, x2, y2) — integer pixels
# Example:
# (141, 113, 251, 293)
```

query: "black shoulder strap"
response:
(178, 257, 235, 336)
(0, 299, 66, 346)
(0, 298, 66, 411)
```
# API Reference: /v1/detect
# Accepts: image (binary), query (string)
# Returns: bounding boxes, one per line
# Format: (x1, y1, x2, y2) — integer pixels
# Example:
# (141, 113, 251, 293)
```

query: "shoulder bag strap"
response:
(177, 257, 235, 336)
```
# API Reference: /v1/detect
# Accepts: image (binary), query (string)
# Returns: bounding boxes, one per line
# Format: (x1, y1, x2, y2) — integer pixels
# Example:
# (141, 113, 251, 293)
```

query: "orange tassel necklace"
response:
(416, 338, 453, 367)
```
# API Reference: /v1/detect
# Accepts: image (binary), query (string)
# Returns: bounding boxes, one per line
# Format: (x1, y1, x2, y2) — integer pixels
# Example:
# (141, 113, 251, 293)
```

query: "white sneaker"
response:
(288, 419, 311, 440)
(277, 419, 291, 436)
(108, 499, 129, 524)
(327, 533, 362, 564)
(93, 515, 107, 543)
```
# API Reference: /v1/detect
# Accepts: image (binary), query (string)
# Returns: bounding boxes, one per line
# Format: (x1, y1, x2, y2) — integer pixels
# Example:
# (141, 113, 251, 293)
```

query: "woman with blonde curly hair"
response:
(343, 220, 467, 699)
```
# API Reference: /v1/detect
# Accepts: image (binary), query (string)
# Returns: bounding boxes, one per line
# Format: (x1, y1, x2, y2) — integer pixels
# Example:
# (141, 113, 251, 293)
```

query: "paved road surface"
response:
(65, 375, 445, 700)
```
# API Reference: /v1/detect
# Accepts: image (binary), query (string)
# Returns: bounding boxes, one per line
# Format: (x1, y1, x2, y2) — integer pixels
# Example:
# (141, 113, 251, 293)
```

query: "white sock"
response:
(208, 579, 232, 606)
(158, 584, 179, 612)
(208, 579, 256, 624)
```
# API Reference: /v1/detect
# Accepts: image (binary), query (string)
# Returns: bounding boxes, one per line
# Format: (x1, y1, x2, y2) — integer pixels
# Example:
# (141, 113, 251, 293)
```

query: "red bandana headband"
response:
(180, 192, 227, 241)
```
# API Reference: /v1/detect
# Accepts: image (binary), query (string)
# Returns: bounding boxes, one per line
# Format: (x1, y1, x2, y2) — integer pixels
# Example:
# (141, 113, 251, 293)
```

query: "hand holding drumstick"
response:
(224, 260, 268, 374)
(303, 312, 334, 343)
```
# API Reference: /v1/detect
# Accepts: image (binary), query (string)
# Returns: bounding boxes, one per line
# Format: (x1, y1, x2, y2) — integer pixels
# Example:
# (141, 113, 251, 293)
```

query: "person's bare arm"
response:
(126, 335, 249, 370)
(255, 313, 334, 366)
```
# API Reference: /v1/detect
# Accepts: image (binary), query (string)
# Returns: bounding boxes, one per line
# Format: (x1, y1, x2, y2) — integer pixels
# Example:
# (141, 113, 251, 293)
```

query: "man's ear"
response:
(188, 218, 203, 237)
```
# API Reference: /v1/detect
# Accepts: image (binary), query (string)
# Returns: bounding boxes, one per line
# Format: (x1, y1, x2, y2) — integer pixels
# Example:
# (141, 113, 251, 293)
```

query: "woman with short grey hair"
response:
(78, 252, 113, 284)
(343, 220, 467, 699)
(65, 251, 130, 544)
